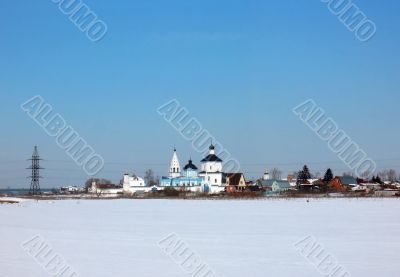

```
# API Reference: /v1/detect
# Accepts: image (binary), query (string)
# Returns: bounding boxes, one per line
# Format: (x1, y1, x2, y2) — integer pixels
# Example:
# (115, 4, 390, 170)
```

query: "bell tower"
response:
(263, 169, 270, 180)
(169, 146, 181, 178)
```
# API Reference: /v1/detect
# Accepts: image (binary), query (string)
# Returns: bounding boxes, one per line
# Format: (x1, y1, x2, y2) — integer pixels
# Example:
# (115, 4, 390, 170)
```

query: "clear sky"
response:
(0, 0, 399, 188)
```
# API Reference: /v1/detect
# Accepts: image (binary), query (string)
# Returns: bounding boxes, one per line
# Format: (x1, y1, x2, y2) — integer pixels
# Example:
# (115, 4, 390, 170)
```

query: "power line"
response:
(2, 157, 400, 165)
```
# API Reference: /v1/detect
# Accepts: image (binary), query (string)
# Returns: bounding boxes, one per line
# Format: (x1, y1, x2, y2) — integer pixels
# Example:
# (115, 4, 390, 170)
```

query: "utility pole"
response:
(27, 146, 43, 195)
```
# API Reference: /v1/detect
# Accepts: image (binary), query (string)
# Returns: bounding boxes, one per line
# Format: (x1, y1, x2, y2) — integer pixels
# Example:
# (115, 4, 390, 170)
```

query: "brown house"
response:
(330, 176, 358, 191)
(226, 173, 246, 193)
(299, 179, 327, 192)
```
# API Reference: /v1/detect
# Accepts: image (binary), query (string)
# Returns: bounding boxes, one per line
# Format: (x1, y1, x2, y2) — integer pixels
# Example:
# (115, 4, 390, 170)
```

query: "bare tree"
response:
(377, 170, 389, 182)
(144, 169, 157, 186)
(313, 171, 321, 179)
(271, 168, 282, 180)
(360, 170, 371, 179)
(343, 172, 354, 177)
(387, 169, 397, 183)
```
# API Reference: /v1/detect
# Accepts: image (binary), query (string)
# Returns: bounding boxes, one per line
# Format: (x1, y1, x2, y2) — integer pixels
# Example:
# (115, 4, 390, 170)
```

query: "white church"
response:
(160, 143, 227, 194)
(122, 173, 158, 195)
(198, 143, 226, 194)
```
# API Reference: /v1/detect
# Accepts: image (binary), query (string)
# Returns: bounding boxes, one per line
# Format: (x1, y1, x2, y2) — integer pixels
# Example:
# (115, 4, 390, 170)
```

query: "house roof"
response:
(183, 159, 198, 170)
(312, 179, 325, 186)
(226, 173, 244, 187)
(96, 184, 122, 189)
(339, 176, 358, 185)
(260, 179, 291, 189)
(201, 154, 222, 162)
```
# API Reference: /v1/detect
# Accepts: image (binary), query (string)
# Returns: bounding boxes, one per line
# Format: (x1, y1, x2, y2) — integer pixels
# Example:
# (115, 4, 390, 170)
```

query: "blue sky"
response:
(0, 0, 399, 188)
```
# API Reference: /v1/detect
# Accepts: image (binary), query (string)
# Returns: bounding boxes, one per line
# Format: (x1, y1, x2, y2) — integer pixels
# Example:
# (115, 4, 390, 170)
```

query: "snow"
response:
(0, 197, 28, 204)
(1, 198, 399, 277)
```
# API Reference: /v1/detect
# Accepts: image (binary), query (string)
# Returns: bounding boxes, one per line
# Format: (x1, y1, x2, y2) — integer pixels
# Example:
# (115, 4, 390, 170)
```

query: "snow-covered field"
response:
(1, 198, 399, 277)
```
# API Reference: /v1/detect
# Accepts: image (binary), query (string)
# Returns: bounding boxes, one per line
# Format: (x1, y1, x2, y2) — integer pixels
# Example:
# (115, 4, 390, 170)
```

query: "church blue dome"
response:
(183, 159, 198, 170)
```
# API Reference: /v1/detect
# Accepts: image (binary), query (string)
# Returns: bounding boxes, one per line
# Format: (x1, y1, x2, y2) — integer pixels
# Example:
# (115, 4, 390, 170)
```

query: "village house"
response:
(352, 182, 381, 193)
(351, 184, 369, 192)
(60, 186, 81, 194)
(89, 181, 123, 195)
(226, 173, 246, 193)
(287, 174, 298, 188)
(298, 179, 328, 192)
(330, 176, 358, 191)
(260, 179, 291, 194)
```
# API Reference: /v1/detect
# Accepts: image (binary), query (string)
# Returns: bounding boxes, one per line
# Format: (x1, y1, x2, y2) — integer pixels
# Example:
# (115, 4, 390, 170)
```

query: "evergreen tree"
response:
(297, 165, 311, 184)
(302, 165, 311, 179)
(323, 168, 334, 182)
(375, 175, 382, 184)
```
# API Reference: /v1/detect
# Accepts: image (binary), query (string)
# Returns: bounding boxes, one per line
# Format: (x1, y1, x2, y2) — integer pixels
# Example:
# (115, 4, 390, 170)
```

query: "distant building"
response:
(330, 176, 358, 191)
(60, 186, 81, 194)
(260, 179, 291, 194)
(351, 184, 368, 192)
(287, 174, 294, 183)
(90, 181, 123, 195)
(158, 143, 230, 194)
(169, 147, 181, 178)
(160, 148, 206, 192)
(263, 169, 270, 181)
(123, 173, 156, 195)
(226, 173, 246, 193)
(198, 143, 226, 194)
(298, 179, 327, 192)
(359, 183, 381, 191)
